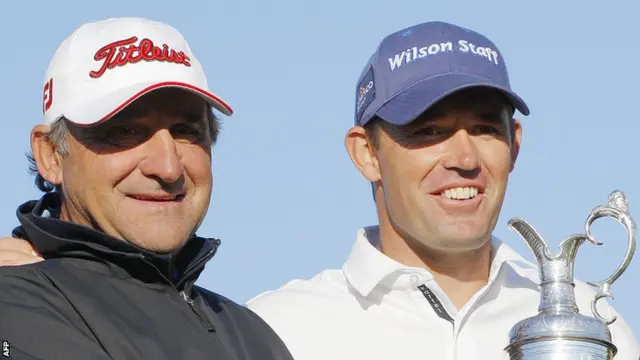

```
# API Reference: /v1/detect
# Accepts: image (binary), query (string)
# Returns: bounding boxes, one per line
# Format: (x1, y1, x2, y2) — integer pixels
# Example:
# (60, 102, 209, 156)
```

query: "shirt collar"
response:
(342, 225, 539, 297)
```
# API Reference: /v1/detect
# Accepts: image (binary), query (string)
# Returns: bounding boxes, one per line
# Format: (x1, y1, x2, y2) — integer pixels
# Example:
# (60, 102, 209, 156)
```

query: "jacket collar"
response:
(12, 192, 220, 292)
(342, 225, 539, 297)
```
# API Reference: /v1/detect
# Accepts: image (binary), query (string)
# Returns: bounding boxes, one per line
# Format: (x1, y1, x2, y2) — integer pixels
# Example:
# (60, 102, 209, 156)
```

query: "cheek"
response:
(477, 141, 512, 179)
(388, 147, 441, 192)
(380, 147, 439, 199)
(71, 152, 140, 190)
(180, 144, 212, 186)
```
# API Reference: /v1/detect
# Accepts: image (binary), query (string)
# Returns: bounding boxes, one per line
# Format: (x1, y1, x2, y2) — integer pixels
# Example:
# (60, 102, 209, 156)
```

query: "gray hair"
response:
(28, 108, 221, 193)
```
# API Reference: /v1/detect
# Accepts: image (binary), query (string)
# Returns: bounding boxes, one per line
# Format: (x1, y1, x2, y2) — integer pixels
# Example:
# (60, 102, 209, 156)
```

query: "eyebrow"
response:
(477, 110, 509, 123)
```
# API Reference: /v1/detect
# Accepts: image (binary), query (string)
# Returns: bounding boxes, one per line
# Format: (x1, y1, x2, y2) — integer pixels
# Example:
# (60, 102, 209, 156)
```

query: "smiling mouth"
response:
(441, 187, 480, 200)
(129, 194, 186, 202)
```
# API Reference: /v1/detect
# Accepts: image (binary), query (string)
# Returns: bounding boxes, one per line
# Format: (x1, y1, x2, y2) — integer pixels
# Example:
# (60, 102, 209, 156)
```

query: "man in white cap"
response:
(0, 17, 293, 360)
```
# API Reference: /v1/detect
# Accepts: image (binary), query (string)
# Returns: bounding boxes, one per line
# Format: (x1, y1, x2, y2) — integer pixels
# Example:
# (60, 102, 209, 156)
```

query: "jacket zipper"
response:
(180, 290, 215, 332)
(177, 248, 217, 332)
(139, 254, 216, 332)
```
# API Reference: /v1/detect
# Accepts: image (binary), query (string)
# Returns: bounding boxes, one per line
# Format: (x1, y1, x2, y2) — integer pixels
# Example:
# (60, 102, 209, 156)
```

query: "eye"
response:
(414, 126, 442, 136)
(471, 125, 500, 135)
(109, 126, 138, 137)
(171, 124, 205, 142)
(103, 125, 147, 147)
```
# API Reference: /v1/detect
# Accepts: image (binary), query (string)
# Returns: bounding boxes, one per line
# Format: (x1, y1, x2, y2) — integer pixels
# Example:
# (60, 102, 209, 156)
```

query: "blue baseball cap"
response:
(354, 21, 529, 126)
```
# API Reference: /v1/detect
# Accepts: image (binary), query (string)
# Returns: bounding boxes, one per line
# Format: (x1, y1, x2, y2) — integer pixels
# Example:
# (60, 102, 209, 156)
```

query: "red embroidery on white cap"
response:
(43, 78, 54, 113)
(89, 36, 191, 78)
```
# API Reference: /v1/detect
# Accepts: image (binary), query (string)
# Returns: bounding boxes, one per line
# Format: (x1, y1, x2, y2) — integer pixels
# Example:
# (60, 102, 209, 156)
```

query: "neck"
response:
(378, 222, 493, 310)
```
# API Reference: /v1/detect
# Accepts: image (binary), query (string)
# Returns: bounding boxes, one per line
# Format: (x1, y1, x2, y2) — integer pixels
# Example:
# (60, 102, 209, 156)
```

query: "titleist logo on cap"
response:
(89, 36, 192, 78)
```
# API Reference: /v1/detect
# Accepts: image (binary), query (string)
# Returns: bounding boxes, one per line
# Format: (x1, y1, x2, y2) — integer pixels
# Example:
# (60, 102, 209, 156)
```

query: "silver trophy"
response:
(504, 190, 637, 359)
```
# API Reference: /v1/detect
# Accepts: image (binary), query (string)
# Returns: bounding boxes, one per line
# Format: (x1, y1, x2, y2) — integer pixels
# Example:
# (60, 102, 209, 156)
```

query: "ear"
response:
(344, 126, 381, 183)
(509, 118, 522, 172)
(31, 125, 64, 186)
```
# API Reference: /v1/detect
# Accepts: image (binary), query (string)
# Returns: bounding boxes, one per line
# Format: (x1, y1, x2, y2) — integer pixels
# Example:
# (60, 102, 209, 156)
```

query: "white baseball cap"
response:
(41, 17, 233, 126)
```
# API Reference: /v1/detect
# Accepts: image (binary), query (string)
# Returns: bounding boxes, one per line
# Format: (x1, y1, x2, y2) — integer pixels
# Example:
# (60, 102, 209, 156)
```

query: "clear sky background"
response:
(1, 0, 638, 335)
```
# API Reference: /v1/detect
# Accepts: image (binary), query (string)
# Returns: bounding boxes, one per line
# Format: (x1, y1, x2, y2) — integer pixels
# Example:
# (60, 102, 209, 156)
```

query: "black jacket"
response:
(0, 193, 294, 360)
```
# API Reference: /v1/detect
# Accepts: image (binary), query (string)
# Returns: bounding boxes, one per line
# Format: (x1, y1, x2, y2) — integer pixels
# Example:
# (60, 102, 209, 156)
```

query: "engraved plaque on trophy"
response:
(504, 190, 636, 359)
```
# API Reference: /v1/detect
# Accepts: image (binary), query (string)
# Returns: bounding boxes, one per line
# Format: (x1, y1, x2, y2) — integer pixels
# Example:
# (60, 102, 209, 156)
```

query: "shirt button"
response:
(410, 274, 420, 285)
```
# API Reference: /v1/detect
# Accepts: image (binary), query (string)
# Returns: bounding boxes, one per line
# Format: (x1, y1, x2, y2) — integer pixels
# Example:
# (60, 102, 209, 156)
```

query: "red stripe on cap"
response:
(97, 81, 233, 124)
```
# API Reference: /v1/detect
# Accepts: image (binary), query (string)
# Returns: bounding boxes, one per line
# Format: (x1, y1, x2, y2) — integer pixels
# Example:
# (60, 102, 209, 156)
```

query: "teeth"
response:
(443, 187, 478, 200)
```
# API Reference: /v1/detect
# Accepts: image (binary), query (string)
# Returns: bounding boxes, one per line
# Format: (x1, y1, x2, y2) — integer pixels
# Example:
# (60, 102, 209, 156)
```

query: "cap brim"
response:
(64, 81, 233, 126)
(376, 73, 529, 126)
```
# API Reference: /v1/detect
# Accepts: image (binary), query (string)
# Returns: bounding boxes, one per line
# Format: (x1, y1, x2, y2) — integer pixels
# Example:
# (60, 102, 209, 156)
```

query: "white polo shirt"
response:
(247, 226, 639, 360)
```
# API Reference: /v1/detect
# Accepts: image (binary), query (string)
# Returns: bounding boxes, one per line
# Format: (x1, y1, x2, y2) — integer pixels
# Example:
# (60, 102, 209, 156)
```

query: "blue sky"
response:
(1, 0, 638, 334)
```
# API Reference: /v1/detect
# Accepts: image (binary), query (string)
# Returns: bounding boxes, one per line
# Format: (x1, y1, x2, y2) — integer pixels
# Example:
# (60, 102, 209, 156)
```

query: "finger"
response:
(0, 251, 44, 266)
(0, 238, 39, 256)
(0, 258, 44, 266)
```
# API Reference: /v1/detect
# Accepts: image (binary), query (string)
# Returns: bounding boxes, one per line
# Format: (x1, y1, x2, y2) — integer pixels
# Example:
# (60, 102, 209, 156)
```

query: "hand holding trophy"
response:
(504, 190, 637, 360)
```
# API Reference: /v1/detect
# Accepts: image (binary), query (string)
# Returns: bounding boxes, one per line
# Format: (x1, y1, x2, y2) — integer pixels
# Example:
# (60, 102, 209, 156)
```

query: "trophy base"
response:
(506, 339, 615, 360)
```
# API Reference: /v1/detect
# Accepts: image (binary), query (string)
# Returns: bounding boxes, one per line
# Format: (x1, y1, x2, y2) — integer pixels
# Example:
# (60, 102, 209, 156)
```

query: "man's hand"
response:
(0, 238, 43, 266)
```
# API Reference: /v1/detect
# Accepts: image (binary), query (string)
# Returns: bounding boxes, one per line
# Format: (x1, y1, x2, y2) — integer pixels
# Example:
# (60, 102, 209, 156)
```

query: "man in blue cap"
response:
(246, 21, 639, 359)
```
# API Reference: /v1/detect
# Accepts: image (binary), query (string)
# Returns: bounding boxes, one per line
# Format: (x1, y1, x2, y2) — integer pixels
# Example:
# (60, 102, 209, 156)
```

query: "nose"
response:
(441, 129, 480, 173)
(138, 129, 183, 184)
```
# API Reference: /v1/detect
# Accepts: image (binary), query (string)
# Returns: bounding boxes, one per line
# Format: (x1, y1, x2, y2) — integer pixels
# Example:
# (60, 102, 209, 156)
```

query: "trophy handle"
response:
(583, 190, 637, 325)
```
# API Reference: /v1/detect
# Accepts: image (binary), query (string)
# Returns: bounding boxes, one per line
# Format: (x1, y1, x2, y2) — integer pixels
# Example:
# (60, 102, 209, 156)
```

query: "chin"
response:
(126, 230, 192, 253)
(451, 230, 493, 248)
(449, 236, 490, 250)
(431, 225, 492, 248)
(140, 240, 189, 253)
